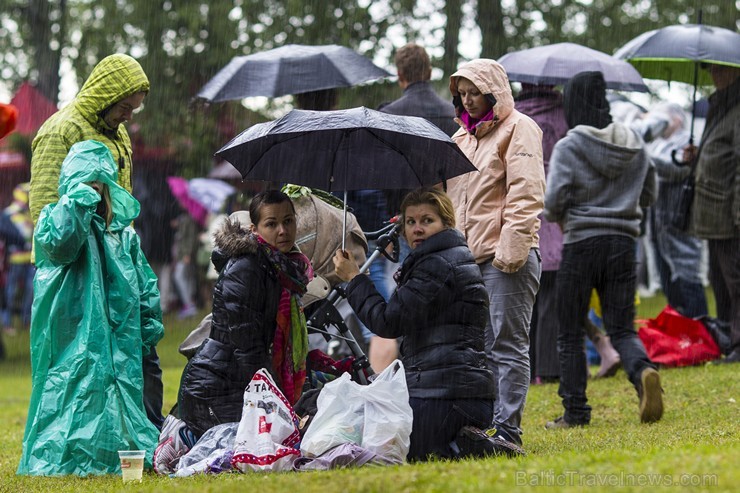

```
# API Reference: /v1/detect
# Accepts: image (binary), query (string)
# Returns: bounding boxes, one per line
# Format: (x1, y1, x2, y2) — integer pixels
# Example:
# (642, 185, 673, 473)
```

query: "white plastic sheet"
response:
(300, 360, 412, 464)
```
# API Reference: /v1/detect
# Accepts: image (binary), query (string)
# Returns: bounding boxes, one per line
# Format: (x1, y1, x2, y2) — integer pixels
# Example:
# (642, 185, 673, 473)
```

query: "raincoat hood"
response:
(59, 140, 140, 230)
(449, 59, 515, 122)
(569, 123, 645, 179)
(74, 54, 149, 132)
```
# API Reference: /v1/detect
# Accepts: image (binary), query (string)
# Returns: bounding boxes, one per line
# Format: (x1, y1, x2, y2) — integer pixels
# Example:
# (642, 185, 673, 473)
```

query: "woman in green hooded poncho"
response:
(18, 140, 164, 476)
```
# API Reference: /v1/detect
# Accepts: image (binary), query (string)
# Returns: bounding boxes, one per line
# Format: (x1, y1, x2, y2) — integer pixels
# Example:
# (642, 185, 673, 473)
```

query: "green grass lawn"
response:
(0, 292, 737, 492)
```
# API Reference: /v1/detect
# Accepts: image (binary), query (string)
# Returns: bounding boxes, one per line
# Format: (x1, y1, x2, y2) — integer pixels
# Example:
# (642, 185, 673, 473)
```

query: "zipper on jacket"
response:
(208, 406, 221, 424)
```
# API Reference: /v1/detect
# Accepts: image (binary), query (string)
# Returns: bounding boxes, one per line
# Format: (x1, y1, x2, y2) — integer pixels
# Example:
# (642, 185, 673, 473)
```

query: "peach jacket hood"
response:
(446, 59, 545, 273)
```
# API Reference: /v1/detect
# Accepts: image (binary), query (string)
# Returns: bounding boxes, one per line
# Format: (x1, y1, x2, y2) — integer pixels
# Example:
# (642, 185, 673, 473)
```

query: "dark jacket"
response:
(690, 76, 740, 239)
(379, 81, 459, 137)
(178, 218, 281, 438)
(379, 81, 458, 214)
(345, 228, 494, 400)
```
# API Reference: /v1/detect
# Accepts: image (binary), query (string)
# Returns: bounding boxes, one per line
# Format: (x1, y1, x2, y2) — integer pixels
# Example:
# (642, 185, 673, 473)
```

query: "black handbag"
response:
(670, 148, 696, 231)
(671, 173, 695, 231)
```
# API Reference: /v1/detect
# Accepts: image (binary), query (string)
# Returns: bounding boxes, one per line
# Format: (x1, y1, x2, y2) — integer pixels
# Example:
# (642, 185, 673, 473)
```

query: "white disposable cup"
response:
(118, 450, 146, 482)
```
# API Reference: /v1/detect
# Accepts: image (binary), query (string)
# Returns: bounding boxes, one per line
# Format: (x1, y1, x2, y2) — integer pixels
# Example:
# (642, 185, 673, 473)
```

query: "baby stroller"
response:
(177, 193, 403, 386)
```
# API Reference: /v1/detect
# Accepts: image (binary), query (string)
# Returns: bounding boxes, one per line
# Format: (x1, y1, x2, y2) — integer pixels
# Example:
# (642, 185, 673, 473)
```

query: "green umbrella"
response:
(615, 21, 740, 144)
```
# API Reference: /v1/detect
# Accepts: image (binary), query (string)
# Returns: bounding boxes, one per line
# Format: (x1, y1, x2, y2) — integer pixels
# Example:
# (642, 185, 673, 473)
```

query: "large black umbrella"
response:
(197, 44, 391, 102)
(615, 22, 740, 143)
(498, 43, 648, 92)
(215, 106, 477, 248)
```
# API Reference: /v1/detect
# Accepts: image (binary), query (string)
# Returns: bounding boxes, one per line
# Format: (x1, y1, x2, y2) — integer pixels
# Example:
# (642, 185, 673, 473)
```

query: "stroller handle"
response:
(363, 216, 400, 241)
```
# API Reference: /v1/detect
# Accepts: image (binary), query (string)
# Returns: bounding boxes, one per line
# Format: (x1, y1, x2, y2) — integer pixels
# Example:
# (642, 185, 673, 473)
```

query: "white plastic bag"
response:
(231, 369, 301, 472)
(300, 360, 412, 464)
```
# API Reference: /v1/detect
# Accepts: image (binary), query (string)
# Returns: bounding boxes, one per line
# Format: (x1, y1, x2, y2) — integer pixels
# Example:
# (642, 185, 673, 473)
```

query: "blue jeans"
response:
(556, 236, 656, 424)
(479, 249, 541, 442)
(408, 397, 492, 461)
(653, 238, 708, 318)
(2, 263, 35, 327)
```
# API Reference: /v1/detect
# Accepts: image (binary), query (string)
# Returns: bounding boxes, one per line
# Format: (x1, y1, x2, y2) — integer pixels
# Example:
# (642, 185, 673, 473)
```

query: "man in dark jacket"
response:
(544, 71, 662, 428)
(379, 43, 458, 216)
(685, 64, 740, 363)
(366, 43, 460, 371)
(379, 43, 458, 136)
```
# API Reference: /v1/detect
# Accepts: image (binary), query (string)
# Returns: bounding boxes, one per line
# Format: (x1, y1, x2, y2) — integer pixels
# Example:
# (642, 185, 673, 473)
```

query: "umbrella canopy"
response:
(167, 176, 209, 228)
(215, 106, 477, 191)
(189, 178, 236, 213)
(614, 24, 740, 86)
(197, 44, 391, 102)
(207, 161, 242, 180)
(498, 43, 649, 92)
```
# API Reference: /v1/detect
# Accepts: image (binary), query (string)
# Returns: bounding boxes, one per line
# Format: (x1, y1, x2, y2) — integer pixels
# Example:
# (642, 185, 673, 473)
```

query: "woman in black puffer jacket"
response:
(178, 190, 312, 439)
(334, 188, 515, 461)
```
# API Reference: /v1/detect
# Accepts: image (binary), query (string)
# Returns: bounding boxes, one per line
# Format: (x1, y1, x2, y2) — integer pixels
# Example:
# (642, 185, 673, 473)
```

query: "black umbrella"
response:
(215, 106, 477, 248)
(197, 44, 391, 102)
(615, 20, 740, 144)
(498, 43, 648, 92)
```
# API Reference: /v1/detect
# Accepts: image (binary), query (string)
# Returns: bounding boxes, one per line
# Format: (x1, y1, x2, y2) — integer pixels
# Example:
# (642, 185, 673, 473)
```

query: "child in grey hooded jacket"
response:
(543, 71, 662, 429)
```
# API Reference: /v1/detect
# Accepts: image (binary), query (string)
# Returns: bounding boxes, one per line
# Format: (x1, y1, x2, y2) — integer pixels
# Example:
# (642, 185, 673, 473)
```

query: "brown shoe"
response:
(639, 368, 663, 423)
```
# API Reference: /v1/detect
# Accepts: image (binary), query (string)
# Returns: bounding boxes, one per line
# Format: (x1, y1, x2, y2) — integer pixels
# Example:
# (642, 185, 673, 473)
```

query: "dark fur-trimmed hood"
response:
(212, 217, 259, 272)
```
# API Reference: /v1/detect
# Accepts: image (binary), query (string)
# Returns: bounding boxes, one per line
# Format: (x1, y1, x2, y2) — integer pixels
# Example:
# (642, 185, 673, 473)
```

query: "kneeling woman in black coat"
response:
(334, 188, 513, 461)
(178, 190, 313, 438)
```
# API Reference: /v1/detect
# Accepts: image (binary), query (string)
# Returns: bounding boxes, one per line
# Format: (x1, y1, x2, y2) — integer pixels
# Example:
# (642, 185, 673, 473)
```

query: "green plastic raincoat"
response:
(17, 140, 164, 476)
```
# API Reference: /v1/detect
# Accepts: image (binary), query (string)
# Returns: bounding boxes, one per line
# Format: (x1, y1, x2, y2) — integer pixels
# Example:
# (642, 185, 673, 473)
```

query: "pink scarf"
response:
(460, 108, 495, 133)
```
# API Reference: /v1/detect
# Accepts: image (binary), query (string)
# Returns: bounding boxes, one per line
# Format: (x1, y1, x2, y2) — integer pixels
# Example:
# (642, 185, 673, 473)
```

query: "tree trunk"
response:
(25, 0, 66, 105)
(478, 0, 505, 59)
(442, 0, 463, 77)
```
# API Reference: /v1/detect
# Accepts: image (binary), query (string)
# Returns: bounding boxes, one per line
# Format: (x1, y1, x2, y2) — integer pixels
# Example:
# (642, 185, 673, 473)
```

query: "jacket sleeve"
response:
(345, 255, 453, 339)
(30, 131, 75, 226)
(543, 139, 573, 224)
(130, 231, 164, 353)
(34, 183, 100, 266)
(639, 157, 657, 208)
(495, 120, 545, 273)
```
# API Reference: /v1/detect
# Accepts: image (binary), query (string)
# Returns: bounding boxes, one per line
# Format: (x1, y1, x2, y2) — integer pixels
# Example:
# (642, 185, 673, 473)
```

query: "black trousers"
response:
(708, 238, 740, 353)
(143, 347, 165, 430)
(555, 236, 656, 424)
(407, 397, 492, 461)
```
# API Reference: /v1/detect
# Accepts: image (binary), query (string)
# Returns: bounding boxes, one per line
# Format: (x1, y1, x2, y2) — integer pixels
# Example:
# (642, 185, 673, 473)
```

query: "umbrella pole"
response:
(342, 189, 347, 252)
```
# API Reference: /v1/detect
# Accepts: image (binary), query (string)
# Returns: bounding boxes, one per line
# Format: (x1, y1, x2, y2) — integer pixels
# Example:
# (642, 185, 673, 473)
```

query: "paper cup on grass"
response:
(118, 450, 145, 482)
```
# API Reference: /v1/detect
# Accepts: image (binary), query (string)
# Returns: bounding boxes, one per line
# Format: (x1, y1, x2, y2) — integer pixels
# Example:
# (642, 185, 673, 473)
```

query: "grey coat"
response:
(544, 122, 656, 244)
(690, 79, 740, 240)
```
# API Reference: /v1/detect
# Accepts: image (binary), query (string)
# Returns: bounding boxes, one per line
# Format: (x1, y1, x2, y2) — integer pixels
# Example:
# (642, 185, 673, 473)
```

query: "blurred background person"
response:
(642, 102, 707, 318)
(0, 183, 34, 335)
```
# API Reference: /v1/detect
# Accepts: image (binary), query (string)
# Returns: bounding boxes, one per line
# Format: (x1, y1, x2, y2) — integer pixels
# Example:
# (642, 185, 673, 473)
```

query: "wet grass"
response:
(0, 292, 737, 492)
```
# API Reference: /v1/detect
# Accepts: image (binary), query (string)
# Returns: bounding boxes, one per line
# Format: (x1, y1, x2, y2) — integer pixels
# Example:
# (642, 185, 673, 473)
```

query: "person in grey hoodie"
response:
(543, 71, 662, 428)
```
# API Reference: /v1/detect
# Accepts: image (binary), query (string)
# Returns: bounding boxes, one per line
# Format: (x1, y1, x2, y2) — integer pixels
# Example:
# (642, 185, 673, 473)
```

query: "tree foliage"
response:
(1, 0, 737, 174)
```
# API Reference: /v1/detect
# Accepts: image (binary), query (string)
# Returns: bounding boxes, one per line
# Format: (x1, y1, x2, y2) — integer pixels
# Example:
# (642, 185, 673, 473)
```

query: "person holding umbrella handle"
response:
(680, 62, 740, 363)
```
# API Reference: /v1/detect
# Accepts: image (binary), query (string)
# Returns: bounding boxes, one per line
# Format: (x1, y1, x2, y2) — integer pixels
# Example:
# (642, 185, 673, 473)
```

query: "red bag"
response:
(637, 306, 720, 367)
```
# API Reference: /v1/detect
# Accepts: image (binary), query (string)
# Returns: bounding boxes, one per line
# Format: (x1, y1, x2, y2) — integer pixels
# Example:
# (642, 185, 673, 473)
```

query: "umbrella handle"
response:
(671, 149, 689, 167)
